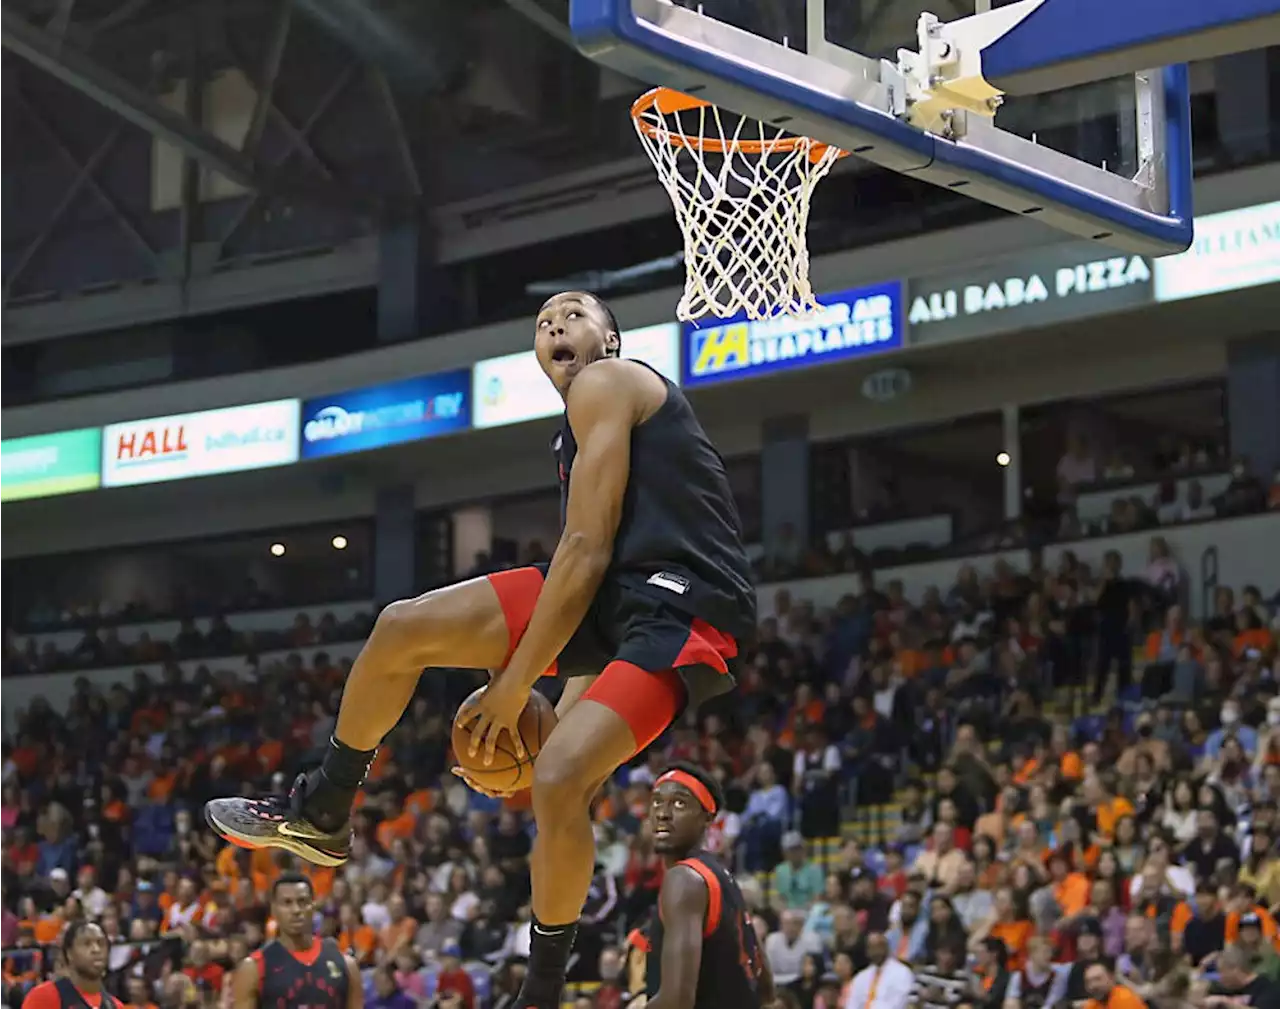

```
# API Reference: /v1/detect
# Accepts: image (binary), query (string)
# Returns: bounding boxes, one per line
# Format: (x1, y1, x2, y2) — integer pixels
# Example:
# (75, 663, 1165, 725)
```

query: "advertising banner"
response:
(907, 242, 1154, 346)
(301, 370, 471, 459)
(1154, 201, 1280, 302)
(472, 323, 680, 429)
(681, 280, 903, 387)
(1, 428, 102, 502)
(102, 400, 300, 487)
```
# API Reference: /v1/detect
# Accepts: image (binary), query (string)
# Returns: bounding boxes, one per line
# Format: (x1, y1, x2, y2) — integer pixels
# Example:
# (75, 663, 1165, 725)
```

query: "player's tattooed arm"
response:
(646, 865, 708, 1009)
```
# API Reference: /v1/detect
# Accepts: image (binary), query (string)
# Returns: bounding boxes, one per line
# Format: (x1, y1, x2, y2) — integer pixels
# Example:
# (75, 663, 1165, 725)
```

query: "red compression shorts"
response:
(486, 565, 737, 752)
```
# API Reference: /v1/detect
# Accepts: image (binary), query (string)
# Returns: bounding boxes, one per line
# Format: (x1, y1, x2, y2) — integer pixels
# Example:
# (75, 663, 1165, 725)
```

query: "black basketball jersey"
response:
(553, 363, 756, 639)
(251, 938, 348, 1009)
(646, 851, 764, 1009)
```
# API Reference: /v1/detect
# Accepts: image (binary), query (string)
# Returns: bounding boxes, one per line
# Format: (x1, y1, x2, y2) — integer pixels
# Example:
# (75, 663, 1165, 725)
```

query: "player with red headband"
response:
(637, 762, 776, 1009)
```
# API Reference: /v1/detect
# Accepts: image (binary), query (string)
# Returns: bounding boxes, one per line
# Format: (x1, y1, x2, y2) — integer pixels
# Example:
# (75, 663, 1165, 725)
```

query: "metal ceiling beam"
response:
(0, 7, 380, 213)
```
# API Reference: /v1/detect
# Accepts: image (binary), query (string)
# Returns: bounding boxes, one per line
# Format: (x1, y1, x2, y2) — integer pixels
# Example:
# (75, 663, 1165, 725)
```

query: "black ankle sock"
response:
(301, 738, 377, 831)
(321, 736, 379, 789)
(520, 915, 578, 1004)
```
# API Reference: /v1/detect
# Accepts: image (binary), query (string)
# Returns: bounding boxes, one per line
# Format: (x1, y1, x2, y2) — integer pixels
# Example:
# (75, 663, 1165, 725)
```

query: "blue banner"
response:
(300, 371, 471, 459)
(681, 280, 904, 387)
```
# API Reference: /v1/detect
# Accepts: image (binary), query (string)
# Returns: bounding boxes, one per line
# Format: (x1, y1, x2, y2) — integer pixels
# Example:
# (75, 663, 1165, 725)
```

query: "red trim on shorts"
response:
(627, 928, 652, 953)
(582, 661, 684, 752)
(672, 618, 739, 674)
(486, 567, 558, 674)
(677, 858, 723, 937)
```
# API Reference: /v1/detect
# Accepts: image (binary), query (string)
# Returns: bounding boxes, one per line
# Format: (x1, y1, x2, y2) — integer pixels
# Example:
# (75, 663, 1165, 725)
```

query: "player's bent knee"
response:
(530, 744, 595, 808)
(369, 596, 451, 668)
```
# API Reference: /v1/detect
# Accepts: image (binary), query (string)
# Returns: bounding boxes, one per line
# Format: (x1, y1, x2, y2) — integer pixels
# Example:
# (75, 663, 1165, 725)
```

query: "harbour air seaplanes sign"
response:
(907, 242, 1154, 345)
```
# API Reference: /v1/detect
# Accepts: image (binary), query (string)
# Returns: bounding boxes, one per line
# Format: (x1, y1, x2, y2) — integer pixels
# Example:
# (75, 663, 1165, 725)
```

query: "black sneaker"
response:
(204, 788, 351, 868)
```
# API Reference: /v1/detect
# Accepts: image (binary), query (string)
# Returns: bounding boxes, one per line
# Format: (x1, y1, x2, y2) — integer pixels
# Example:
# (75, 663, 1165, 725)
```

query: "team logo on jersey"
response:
(647, 572, 691, 595)
(327, 960, 342, 978)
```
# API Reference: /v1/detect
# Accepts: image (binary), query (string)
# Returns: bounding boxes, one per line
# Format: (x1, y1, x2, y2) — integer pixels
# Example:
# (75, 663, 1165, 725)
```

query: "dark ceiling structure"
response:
(0, 0, 1258, 361)
(1, 0, 633, 312)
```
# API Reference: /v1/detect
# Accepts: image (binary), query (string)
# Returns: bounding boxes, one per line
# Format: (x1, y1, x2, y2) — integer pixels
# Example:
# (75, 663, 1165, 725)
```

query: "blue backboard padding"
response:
(572, 0, 1193, 252)
(983, 0, 1280, 92)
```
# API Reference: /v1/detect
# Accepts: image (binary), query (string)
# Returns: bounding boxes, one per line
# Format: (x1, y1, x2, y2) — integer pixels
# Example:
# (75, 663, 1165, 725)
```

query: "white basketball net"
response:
(632, 96, 843, 322)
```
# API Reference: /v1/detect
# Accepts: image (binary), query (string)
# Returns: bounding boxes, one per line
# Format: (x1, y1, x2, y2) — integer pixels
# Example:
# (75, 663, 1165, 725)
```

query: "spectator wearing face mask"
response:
(1207, 702, 1258, 760)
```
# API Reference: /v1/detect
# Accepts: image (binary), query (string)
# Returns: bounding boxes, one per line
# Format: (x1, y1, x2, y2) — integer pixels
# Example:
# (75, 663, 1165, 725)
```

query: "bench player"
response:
(639, 762, 775, 1009)
(230, 874, 361, 1009)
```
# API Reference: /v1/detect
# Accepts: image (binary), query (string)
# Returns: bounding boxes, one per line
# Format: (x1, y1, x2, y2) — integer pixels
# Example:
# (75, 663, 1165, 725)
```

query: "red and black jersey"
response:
(20, 979, 119, 1008)
(251, 938, 348, 1009)
(645, 851, 764, 1009)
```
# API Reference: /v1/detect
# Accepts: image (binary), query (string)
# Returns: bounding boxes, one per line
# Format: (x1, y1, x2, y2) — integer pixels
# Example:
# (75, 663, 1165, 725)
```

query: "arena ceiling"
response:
(1, 0, 641, 312)
(0, 0, 1228, 345)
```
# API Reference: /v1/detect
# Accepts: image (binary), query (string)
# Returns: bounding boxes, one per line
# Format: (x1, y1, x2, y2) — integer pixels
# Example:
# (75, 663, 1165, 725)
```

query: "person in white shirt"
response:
(845, 933, 915, 1009)
(164, 877, 202, 933)
(72, 866, 111, 920)
(764, 909, 825, 985)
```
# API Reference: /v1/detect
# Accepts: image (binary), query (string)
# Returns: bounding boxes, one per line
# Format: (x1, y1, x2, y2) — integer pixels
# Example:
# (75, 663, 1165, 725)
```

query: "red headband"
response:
(654, 769, 717, 814)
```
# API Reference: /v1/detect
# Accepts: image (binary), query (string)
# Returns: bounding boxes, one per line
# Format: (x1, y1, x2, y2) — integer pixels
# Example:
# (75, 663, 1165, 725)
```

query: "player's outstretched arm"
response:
(646, 865, 709, 1009)
(230, 957, 260, 1009)
(344, 954, 363, 1009)
(499, 359, 653, 692)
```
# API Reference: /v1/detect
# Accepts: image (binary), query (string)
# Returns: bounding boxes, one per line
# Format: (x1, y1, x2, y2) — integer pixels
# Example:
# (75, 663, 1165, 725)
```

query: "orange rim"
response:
(630, 86, 847, 161)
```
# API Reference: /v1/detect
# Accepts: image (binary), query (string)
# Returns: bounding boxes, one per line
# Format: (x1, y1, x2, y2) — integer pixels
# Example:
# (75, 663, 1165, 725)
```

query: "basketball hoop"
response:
(630, 87, 846, 323)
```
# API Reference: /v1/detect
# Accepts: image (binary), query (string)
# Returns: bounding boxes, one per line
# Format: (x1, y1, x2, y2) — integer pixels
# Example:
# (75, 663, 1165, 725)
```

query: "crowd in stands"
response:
(756, 434, 1280, 585)
(4, 529, 1280, 1009)
(3, 608, 375, 678)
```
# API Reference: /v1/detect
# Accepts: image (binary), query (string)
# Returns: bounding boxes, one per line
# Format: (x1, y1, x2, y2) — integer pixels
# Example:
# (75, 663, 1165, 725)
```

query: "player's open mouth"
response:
(552, 347, 576, 364)
(654, 828, 671, 839)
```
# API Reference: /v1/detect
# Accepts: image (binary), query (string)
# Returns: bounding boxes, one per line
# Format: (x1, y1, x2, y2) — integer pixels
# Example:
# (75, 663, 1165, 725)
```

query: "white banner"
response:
(472, 323, 680, 429)
(102, 400, 300, 487)
(1154, 201, 1280, 302)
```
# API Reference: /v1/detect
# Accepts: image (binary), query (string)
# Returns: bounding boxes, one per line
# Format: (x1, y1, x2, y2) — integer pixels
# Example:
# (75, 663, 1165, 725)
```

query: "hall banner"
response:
(102, 400, 300, 487)
(907, 241, 1155, 346)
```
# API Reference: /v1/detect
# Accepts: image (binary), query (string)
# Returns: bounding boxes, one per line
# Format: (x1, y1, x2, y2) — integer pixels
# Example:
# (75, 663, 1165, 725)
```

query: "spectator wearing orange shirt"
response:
(1083, 775, 1134, 841)
(1048, 852, 1092, 918)
(379, 894, 418, 957)
(971, 888, 1034, 971)
(1084, 961, 1147, 1009)
(336, 902, 378, 966)
(375, 793, 417, 852)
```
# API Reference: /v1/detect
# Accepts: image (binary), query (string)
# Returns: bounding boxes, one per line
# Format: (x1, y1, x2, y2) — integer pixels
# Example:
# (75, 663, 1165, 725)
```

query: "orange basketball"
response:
(451, 687, 557, 793)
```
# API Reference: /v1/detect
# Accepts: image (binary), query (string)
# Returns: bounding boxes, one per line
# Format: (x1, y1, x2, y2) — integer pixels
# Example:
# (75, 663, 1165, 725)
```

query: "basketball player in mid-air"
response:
(636, 762, 775, 1009)
(231, 874, 361, 1009)
(206, 290, 757, 1008)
